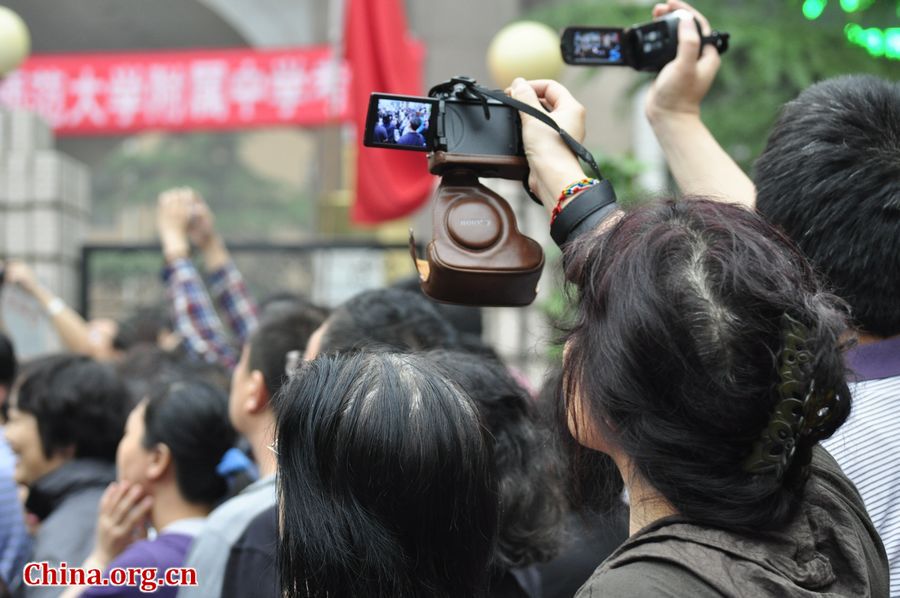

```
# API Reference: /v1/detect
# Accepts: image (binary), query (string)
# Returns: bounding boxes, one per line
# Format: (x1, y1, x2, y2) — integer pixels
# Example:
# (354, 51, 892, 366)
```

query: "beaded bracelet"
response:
(551, 178, 600, 225)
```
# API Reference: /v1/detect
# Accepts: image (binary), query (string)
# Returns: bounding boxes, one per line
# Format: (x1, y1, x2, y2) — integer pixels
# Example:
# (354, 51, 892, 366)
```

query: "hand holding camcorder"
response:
(560, 10, 729, 71)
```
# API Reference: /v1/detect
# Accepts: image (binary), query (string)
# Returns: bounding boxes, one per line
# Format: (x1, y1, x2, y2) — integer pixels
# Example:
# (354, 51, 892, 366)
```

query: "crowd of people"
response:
(372, 100, 432, 147)
(0, 0, 897, 596)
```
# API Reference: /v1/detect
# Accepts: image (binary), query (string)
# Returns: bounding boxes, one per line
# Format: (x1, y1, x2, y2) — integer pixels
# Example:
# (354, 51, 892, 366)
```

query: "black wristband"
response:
(550, 179, 618, 248)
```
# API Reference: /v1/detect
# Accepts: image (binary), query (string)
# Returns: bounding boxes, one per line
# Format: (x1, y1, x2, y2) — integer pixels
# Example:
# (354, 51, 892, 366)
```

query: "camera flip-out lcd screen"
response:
(364, 95, 438, 151)
(571, 29, 625, 64)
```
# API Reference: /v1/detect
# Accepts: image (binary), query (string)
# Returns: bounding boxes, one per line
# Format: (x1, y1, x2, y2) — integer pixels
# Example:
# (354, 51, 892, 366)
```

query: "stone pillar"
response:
(0, 108, 90, 356)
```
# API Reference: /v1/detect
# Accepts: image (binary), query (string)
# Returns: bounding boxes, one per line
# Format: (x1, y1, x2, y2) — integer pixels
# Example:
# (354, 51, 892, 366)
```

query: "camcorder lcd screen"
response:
(364, 95, 438, 151)
(566, 28, 626, 65)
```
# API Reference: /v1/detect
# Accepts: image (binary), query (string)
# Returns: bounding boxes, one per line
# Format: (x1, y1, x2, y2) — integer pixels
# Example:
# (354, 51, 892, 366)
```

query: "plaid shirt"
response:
(163, 258, 259, 370)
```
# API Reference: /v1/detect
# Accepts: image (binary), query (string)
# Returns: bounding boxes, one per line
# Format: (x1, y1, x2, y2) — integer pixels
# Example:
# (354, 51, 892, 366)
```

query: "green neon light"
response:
(845, 23, 900, 59)
(839, 0, 875, 12)
(886, 29, 900, 58)
(804, 1, 900, 62)
(803, 0, 828, 19)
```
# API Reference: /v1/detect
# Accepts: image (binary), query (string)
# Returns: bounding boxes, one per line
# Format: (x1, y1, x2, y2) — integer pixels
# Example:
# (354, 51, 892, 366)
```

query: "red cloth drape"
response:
(344, 0, 435, 223)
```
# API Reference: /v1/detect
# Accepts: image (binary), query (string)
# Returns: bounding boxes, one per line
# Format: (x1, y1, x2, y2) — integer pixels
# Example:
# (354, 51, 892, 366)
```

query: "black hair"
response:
(538, 367, 624, 516)
(563, 198, 851, 532)
(258, 292, 325, 317)
(113, 305, 172, 351)
(275, 352, 498, 598)
(116, 346, 230, 400)
(115, 346, 188, 401)
(391, 274, 484, 336)
(754, 74, 900, 338)
(425, 350, 564, 569)
(15, 354, 131, 461)
(409, 116, 422, 129)
(320, 288, 458, 354)
(0, 333, 16, 389)
(248, 302, 328, 397)
(142, 379, 236, 505)
(0, 334, 16, 421)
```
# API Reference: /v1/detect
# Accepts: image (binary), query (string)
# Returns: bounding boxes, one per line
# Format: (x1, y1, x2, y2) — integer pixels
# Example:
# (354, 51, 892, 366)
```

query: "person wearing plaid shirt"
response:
(158, 188, 259, 371)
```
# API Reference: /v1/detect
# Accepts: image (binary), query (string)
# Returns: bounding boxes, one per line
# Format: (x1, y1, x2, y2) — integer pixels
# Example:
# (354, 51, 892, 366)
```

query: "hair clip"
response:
(743, 314, 815, 478)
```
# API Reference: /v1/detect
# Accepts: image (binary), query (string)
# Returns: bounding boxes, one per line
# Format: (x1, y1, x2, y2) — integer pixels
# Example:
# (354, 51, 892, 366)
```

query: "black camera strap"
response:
(444, 78, 605, 206)
(465, 82, 604, 182)
(433, 77, 619, 237)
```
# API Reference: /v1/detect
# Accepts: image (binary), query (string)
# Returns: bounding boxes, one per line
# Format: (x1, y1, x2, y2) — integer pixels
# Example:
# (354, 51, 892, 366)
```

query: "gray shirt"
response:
(177, 475, 276, 598)
(576, 447, 889, 597)
(18, 459, 116, 598)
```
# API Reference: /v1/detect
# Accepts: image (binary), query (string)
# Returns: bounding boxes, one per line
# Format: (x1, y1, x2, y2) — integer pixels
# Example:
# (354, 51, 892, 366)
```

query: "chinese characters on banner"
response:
(0, 46, 350, 135)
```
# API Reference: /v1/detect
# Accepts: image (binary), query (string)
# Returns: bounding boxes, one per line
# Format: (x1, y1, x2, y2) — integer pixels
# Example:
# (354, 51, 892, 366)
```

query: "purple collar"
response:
(845, 335, 900, 382)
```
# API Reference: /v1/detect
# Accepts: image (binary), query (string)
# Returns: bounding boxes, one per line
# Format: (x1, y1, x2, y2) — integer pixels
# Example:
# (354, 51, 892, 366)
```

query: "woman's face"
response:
(116, 402, 155, 490)
(4, 398, 68, 486)
(564, 340, 611, 454)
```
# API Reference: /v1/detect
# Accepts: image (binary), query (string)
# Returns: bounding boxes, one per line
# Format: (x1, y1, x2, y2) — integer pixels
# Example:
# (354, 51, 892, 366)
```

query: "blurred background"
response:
(0, 0, 897, 381)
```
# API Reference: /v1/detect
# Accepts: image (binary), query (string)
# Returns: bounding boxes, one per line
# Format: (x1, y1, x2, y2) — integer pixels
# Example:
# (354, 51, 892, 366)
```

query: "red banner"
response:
(0, 47, 350, 135)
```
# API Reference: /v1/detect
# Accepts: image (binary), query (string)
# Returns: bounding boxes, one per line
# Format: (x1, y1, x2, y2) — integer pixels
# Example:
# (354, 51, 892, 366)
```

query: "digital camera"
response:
(363, 77, 526, 179)
(560, 11, 729, 72)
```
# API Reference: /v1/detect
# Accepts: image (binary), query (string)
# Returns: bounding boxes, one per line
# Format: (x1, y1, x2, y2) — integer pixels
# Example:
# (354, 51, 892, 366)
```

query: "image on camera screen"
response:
(573, 30, 623, 64)
(372, 98, 433, 149)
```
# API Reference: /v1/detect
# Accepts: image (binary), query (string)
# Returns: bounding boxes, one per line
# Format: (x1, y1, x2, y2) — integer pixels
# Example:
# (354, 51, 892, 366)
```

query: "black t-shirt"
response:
(221, 505, 278, 598)
(221, 505, 546, 598)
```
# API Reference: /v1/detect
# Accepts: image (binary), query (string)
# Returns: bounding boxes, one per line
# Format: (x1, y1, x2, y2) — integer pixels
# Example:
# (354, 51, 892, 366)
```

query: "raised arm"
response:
(186, 193, 259, 344)
(158, 188, 239, 370)
(508, 78, 623, 235)
(645, 0, 755, 209)
(3, 260, 117, 360)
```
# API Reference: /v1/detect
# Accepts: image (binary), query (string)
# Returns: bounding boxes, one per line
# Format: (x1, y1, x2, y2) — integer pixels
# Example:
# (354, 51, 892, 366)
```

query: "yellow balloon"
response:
(487, 21, 564, 88)
(0, 6, 31, 76)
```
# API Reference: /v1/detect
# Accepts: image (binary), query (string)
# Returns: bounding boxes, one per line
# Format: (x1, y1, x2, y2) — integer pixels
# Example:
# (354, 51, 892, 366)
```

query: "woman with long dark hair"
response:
(426, 350, 566, 597)
(506, 73, 889, 597)
(274, 352, 499, 597)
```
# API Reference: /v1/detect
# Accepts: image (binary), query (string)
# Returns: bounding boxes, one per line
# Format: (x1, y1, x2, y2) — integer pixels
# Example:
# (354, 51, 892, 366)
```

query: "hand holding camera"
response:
(560, 1, 728, 72)
(361, 0, 728, 306)
(506, 78, 588, 210)
(645, 1, 724, 122)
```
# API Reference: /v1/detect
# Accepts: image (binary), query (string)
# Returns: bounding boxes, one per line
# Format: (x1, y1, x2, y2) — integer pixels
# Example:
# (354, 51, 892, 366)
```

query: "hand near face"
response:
(92, 481, 153, 566)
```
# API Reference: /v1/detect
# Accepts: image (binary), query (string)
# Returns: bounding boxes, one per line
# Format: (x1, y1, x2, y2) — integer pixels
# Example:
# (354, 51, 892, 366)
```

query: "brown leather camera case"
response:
(410, 169, 544, 307)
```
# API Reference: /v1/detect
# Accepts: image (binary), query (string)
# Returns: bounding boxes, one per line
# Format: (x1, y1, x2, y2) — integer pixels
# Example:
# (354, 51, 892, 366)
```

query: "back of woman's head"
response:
(16, 354, 131, 461)
(564, 198, 851, 532)
(275, 352, 498, 598)
(320, 288, 459, 354)
(425, 350, 564, 569)
(143, 379, 236, 505)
